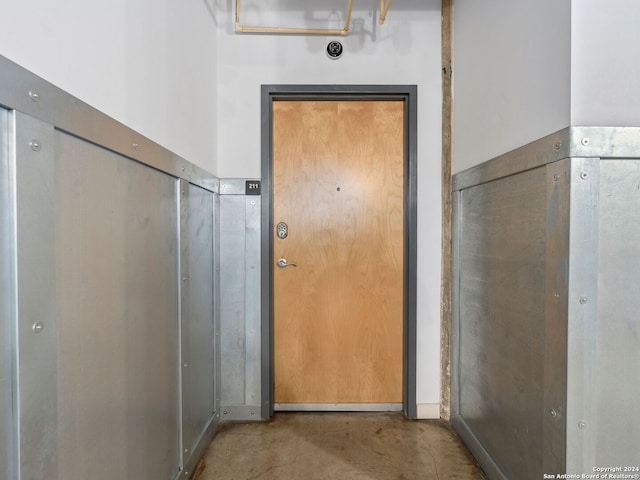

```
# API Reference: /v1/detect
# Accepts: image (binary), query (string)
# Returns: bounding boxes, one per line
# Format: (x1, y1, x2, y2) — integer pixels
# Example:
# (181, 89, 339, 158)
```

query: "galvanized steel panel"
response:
(219, 189, 262, 419)
(458, 167, 547, 480)
(565, 159, 600, 474)
(454, 135, 640, 479)
(0, 107, 13, 480)
(181, 181, 216, 464)
(594, 160, 640, 465)
(220, 195, 248, 405)
(54, 130, 180, 479)
(244, 196, 261, 408)
(15, 113, 59, 479)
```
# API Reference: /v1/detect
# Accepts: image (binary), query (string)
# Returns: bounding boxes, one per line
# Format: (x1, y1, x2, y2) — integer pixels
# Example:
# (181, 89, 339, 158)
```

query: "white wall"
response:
(216, 0, 443, 410)
(452, 0, 572, 173)
(571, 0, 640, 126)
(0, 0, 218, 173)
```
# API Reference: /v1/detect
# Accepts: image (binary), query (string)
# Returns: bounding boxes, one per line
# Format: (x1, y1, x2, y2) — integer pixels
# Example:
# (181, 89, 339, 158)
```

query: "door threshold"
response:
(274, 403, 403, 412)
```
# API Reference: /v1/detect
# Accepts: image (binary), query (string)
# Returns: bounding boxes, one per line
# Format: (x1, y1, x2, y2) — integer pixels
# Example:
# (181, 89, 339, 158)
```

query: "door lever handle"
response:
(277, 258, 297, 268)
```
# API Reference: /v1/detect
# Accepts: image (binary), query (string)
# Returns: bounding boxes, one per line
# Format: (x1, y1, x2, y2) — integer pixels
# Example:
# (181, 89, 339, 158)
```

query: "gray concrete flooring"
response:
(194, 412, 486, 479)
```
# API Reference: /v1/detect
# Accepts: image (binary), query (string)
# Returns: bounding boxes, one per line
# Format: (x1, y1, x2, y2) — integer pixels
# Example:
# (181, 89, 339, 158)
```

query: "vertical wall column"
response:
(219, 179, 262, 421)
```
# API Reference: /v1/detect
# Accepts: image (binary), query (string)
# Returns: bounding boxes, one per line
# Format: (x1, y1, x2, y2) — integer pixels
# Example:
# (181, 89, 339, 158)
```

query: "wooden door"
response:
(273, 100, 404, 405)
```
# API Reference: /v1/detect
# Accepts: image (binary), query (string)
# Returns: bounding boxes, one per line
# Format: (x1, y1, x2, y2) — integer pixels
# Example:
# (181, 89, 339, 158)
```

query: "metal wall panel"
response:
(565, 159, 600, 474)
(453, 129, 640, 479)
(594, 160, 640, 465)
(456, 167, 547, 480)
(0, 107, 13, 480)
(54, 130, 180, 479)
(219, 181, 262, 420)
(181, 181, 217, 473)
(15, 113, 59, 480)
(1, 57, 221, 480)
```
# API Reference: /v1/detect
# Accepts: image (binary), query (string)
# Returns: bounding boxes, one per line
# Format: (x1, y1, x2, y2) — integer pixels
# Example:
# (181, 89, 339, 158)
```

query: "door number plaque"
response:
(245, 180, 261, 195)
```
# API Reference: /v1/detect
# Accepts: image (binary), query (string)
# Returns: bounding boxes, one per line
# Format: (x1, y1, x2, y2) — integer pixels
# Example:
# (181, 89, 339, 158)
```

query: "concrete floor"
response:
(194, 412, 486, 480)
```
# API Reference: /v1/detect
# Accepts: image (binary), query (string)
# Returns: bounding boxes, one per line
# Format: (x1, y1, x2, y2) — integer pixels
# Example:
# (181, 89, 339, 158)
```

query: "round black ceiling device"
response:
(326, 41, 344, 59)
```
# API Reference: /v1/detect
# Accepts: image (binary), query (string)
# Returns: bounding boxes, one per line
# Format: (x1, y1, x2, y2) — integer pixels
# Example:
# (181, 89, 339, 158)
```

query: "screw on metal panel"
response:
(250, 411, 255, 416)
(550, 409, 557, 417)
(250, 200, 256, 205)
(553, 293, 560, 299)
(581, 138, 590, 146)
(216, 332, 219, 336)
(579, 296, 588, 304)
(29, 140, 41, 151)
(184, 472, 189, 477)
(28, 90, 40, 102)
(32, 322, 44, 333)
(183, 363, 188, 368)
(223, 410, 228, 415)
(553, 174, 560, 181)
(554, 142, 561, 151)
(132, 143, 139, 149)
(580, 172, 588, 180)
(182, 276, 187, 282)
(184, 449, 189, 454)
(181, 166, 186, 172)
(578, 421, 587, 429)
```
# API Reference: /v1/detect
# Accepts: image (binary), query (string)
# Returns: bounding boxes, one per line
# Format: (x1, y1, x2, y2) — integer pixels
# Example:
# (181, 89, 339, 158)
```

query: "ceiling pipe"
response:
(379, 0, 392, 24)
(235, 0, 354, 35)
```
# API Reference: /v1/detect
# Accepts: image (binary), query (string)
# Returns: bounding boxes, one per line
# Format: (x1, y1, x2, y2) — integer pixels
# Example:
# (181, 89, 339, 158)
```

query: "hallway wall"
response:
(0, 0, 218, 173)
(215, 0, 443, 414)
(571, 0, 640, 126)
(452, 0, 571, 173)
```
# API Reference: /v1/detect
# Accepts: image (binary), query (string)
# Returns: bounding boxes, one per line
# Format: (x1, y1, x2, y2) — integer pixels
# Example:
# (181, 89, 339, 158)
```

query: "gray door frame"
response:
(260, 85, 418, 419)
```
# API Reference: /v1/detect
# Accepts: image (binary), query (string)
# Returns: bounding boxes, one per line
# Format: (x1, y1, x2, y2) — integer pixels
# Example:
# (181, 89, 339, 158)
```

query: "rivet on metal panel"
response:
(132, 143, 139, 149)
(32, 322, 44, 333)
(553, 174, 560, 181)
(223, 410, 228, 415)
(549, 409, 557, 417)
(250, 200, 256, 205)
(581, 138, 590, 146)
(554, 142, 561, 151)
(580, 172, 588, 180)
(184, 449, 189, 454)
(29, 139, 41, 151)
(250, 411, 255, 416)
(553, 293, 560, 299)
(578, 421, 587, 429)
(184, 471, 189, 477)
(182, 276, 188, 282)
(579, 296, 588, 304)
(216, 332, 219, 336)
(28, 90, 40, 102)
(183, 363, 188, 368)
(181, 166, 186, 172)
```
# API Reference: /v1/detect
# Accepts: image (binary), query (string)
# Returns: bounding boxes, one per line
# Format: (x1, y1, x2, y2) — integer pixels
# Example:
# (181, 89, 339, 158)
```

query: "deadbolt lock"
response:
(277, 222, 288, 239)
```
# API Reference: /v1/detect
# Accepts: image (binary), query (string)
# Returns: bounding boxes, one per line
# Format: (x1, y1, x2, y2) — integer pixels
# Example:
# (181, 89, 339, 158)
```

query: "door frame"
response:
(260, 85, 418, 419)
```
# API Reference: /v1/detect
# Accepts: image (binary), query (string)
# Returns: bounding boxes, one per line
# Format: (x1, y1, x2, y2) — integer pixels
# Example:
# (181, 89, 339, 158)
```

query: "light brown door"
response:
(273, 100, 404, 405)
